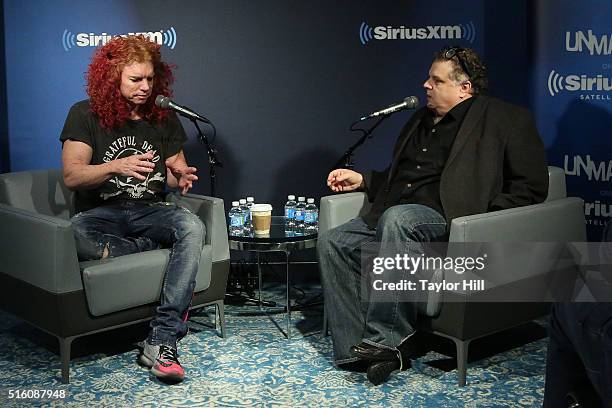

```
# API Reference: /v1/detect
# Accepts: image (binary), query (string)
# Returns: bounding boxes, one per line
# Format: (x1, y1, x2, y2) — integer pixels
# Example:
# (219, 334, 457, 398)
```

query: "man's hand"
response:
(327, 169, 364, 192)
(166, 157, 198, 195)
(112, 151, 156, 181)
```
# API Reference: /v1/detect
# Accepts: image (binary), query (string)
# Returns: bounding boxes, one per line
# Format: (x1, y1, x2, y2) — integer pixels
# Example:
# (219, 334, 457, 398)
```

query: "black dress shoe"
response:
(350, 342, 398, 362)
(351, 341, 414, 385)
(337, 360, 369, 373)
(367, 359, 401, 385)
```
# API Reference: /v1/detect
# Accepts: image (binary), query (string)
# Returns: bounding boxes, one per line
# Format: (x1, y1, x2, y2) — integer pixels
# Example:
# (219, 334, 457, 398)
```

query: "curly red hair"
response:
(86, 35, 174, 129)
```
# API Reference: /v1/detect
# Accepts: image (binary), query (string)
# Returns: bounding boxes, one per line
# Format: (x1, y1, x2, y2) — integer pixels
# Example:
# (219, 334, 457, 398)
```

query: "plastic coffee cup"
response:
(251, 204, 273, 236)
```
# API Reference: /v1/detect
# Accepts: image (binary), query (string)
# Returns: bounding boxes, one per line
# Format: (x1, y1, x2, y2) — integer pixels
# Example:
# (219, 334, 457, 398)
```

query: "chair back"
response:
(0, 169, 74, 219)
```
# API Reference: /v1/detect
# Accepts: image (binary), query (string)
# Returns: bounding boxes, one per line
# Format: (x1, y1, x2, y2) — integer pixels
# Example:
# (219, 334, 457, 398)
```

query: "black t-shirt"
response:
(59, 100, 187, 213)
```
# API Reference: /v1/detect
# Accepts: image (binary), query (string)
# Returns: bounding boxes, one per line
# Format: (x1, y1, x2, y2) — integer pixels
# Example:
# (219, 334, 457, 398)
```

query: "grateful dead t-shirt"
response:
(59, 99, 187, 213)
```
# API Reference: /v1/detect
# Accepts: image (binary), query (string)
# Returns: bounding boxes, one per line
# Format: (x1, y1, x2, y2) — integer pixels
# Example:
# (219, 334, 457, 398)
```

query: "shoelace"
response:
(158, 345, 180, 364)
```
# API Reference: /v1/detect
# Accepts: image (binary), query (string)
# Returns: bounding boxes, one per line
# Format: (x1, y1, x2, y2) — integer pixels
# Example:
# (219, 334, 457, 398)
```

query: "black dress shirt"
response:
(365, 97, 474, 226)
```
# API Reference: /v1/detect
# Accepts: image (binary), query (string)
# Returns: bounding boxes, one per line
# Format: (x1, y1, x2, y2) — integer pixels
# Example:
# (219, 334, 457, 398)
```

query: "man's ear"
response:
(460, 81, 473, 97)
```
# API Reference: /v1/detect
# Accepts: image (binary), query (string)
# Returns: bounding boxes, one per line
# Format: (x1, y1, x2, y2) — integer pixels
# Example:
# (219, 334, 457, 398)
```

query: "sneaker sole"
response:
(151, 365, 184, 383)
(138, 353, 154, 369)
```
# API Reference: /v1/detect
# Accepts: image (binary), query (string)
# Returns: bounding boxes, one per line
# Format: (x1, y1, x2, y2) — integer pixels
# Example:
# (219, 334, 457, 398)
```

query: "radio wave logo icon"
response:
(162, 26, 177, 49)
(459, 21, 476, 43)
(61, 27, 178, 51)
(359, 22, 374, 45)
(62, 29, 76, 51)
(547, 70, 565, 96)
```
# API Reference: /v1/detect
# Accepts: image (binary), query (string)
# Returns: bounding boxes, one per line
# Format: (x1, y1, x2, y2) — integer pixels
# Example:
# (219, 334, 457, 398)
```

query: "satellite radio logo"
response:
(547, 69, 612, 100)
(61, 27, 178, 51)
(359, 21, 476, 45)
(566, 30, 612, 55)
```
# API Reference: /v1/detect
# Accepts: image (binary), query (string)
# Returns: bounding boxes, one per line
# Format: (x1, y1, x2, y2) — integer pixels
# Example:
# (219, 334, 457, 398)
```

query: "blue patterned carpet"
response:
(0, 289, 548, 407)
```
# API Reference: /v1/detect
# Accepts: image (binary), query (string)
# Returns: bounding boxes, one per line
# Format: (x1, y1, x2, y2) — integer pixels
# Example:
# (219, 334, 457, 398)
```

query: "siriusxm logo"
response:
(565, 155, 612, 182)
(359, 21, 476, 45)
(61, 27, 177, 51)
(547, 70, 612, 96)
(584, 200, 612, 217)
(566, 30, 612, 55)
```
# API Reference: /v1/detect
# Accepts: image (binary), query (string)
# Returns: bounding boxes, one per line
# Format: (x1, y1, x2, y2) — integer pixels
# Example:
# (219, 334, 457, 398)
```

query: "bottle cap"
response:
(239, 199, 246, 204)
(307, 198, 314, 203)
(298, 196, 306, 201)
(288, 195, 295, 200)
(232, 201, 239, 206)
(247, 197, 254, 202)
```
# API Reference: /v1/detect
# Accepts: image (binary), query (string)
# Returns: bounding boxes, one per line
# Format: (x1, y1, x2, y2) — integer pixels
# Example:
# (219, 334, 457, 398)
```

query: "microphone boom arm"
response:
(191, 119, 222, 197)
(333, 115, 387, 170)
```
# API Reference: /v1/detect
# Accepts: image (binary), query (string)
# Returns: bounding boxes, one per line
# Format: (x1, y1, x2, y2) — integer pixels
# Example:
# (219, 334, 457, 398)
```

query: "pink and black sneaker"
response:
(139, 341, 185, 383)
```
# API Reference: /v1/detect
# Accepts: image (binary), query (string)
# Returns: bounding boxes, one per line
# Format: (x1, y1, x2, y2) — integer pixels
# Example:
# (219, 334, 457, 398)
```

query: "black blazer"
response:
(362, 95, 549, 229)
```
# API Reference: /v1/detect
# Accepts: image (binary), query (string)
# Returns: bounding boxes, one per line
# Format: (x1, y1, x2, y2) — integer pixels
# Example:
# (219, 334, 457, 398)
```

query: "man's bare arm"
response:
(166, 150, 198, 195)
(62, 140, 155, 190)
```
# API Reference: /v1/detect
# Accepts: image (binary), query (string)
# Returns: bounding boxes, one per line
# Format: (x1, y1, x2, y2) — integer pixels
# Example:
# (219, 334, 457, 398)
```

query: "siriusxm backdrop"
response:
(532, 0, 612, 240)
(0, 1, 608, 239)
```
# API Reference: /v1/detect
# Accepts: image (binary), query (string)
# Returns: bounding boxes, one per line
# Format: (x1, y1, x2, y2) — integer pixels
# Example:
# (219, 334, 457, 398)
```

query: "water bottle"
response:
(284, 195, 297, 232)
(239, 198, 252, 234)
(228, 201, 243, 235)
(295, 196, 306, 235)
(246, 196, 255, 234)
(246, 196, 255, 220)
(304, 198, 318, 234)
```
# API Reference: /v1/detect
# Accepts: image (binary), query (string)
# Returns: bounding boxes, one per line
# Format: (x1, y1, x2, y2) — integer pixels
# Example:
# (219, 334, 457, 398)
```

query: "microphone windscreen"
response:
(404, 96, 419, 109)
(155, 95, 170, 109)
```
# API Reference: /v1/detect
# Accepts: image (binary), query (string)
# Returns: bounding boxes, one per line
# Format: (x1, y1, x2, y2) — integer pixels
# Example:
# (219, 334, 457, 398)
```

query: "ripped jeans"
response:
(71, 200, 205, 347)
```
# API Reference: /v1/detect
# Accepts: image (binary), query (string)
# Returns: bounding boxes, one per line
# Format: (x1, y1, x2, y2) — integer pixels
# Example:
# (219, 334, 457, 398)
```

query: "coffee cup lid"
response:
(251, 204, 272, 212)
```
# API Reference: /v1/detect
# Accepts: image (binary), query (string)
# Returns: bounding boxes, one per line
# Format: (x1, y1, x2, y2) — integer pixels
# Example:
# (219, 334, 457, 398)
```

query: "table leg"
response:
(286, 249, 291, 339)
(257, 252, 262, 310)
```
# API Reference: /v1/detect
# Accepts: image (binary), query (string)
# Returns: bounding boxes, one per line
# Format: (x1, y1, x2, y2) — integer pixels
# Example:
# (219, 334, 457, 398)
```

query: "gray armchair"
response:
(0, 169, 230, 383)
(319, 166, 586, 386)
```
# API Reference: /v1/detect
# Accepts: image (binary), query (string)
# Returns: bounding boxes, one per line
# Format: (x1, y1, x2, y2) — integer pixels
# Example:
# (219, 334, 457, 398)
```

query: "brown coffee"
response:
(250, 204, 273, 235)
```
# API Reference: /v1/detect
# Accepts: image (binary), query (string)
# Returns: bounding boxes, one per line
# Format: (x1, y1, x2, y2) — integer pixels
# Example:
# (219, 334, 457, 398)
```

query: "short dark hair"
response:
(434, 46, 488, 95)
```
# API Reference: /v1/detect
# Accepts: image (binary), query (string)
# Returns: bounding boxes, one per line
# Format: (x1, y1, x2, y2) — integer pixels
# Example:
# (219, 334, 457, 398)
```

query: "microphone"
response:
(155, 95, 210, 123)
(359, 96, 419, 121)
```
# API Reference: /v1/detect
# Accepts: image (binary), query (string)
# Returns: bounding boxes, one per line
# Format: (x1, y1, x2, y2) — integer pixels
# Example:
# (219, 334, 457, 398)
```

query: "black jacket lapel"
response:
(444, 96, 489, 170)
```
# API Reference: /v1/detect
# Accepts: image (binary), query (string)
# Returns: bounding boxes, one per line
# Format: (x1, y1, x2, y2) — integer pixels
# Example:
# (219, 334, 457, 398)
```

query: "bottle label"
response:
(295, 210, 304, 221)
(230, 215, 242, 227)
(305, 212, 318, 223)
(285, 208, 295, 219)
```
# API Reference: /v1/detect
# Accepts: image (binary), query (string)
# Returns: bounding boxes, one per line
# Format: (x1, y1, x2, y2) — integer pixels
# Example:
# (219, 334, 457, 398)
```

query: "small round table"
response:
(228, 216, 317, 339)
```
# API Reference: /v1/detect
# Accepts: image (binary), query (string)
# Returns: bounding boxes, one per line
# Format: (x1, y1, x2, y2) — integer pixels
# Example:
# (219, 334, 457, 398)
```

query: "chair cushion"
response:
(81, 245, 212, 316)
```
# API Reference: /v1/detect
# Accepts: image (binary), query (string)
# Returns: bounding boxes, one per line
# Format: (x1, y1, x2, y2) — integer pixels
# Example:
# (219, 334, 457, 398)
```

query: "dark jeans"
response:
(317, 204, 447, 365)
(543, 302, 612, 408)
(71, 200, 205, 347)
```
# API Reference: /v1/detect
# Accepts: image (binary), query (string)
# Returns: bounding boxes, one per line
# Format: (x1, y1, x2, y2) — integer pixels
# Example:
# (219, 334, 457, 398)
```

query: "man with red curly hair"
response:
(59, 35, 202, 383)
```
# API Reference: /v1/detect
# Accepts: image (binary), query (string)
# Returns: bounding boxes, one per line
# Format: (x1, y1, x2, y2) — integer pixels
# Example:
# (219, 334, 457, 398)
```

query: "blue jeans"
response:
(543, 302, 612, 407)
(317, 204, 447, 365)
(71, 200, 206, 347)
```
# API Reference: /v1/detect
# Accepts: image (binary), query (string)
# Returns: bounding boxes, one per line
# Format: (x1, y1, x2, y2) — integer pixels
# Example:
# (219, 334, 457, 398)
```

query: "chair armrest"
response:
(166, 193, 230, 263)
(0, 203, 82, 293)
(319, 192, 370, 233)
(449, 197, 586, 242)
(546, 166, 567, 201)
(438, 197, 586, 303)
